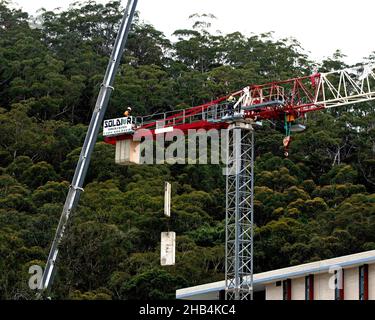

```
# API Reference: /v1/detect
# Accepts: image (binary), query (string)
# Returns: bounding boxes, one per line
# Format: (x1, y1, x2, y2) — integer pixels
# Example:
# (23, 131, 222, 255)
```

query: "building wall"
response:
(265, 283, 283, 300)
(369, 264, 375, 300)
(264, 266, 375, 300)
(314, 273, 334, 300)
(344, 267, 359, 300)
(368, 263, 375, 300)
(291, 277, 305, 300)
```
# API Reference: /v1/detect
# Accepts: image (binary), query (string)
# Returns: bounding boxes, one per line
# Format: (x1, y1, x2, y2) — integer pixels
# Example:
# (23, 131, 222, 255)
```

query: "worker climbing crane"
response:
(38, 0, 375, 302)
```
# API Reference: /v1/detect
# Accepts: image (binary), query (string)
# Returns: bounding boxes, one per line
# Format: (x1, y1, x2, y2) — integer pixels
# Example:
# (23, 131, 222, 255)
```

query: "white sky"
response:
(12, 0, 375, 65)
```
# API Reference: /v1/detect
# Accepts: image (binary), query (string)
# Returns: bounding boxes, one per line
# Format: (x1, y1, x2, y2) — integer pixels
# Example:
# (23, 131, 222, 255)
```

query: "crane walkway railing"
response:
(134, 99, 233, 131)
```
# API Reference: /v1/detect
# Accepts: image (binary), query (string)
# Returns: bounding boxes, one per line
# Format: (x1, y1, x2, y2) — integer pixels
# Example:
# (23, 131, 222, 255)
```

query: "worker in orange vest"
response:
(124, 107, 132, 117)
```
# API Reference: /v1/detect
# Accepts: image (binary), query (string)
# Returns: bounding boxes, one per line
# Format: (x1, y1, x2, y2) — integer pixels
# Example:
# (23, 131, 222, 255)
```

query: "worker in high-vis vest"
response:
(124, 107, 132, 117)
(226, 95, 236, 116)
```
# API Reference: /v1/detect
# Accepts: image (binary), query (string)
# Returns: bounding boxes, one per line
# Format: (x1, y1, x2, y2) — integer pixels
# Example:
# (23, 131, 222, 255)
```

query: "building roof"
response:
(176, 250, 375, 299)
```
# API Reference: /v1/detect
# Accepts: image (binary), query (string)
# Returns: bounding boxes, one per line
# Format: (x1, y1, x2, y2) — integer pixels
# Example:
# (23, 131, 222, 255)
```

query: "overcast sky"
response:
(12, 0, 375, 65)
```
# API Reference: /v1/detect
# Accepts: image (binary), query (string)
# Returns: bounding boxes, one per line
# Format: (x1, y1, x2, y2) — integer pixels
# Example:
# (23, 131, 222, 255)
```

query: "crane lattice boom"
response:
(104, 64, 375, 145)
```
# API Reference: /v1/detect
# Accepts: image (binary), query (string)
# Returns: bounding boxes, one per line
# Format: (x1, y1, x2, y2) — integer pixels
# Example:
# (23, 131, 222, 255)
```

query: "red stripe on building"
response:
(340, 269, 345, 300)
(309, 275, 314, 300)
(364, 264, 369, 300)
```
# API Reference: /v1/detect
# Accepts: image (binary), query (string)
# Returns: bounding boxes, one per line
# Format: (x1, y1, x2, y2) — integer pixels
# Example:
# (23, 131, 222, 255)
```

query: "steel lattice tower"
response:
(225, 121, 255, 300)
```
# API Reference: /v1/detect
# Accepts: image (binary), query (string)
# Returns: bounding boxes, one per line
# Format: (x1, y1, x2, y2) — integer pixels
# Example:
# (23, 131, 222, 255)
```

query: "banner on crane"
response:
(161, 232, 175, 266)
(164, 182, 171, 217)
(103, 116, 135, 137)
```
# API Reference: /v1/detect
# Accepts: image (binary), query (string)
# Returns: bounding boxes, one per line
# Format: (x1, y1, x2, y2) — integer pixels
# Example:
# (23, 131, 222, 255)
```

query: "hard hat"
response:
(127, 107, 132, 111)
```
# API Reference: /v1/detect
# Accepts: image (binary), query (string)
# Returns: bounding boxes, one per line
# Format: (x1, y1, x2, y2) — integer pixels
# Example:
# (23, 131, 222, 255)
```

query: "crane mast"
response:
(39, 0, 138, 293)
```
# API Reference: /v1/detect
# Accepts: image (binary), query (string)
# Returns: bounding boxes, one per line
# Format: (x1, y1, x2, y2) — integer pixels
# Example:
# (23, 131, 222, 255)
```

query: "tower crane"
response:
(38, 0, 375, 302)
(104, 64, 375, 300)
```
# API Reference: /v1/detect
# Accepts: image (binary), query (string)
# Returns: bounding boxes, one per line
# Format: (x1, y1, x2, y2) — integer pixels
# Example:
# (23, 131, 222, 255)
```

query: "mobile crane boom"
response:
(39, 0, 138, 292)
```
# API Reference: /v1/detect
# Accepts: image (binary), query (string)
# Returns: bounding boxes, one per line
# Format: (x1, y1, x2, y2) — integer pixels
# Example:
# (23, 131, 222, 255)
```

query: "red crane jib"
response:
(104, 73, 323, 145)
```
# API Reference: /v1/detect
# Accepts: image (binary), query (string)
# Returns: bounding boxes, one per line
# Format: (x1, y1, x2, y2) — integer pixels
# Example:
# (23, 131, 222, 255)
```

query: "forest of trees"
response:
(0, 0, 374, 299)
